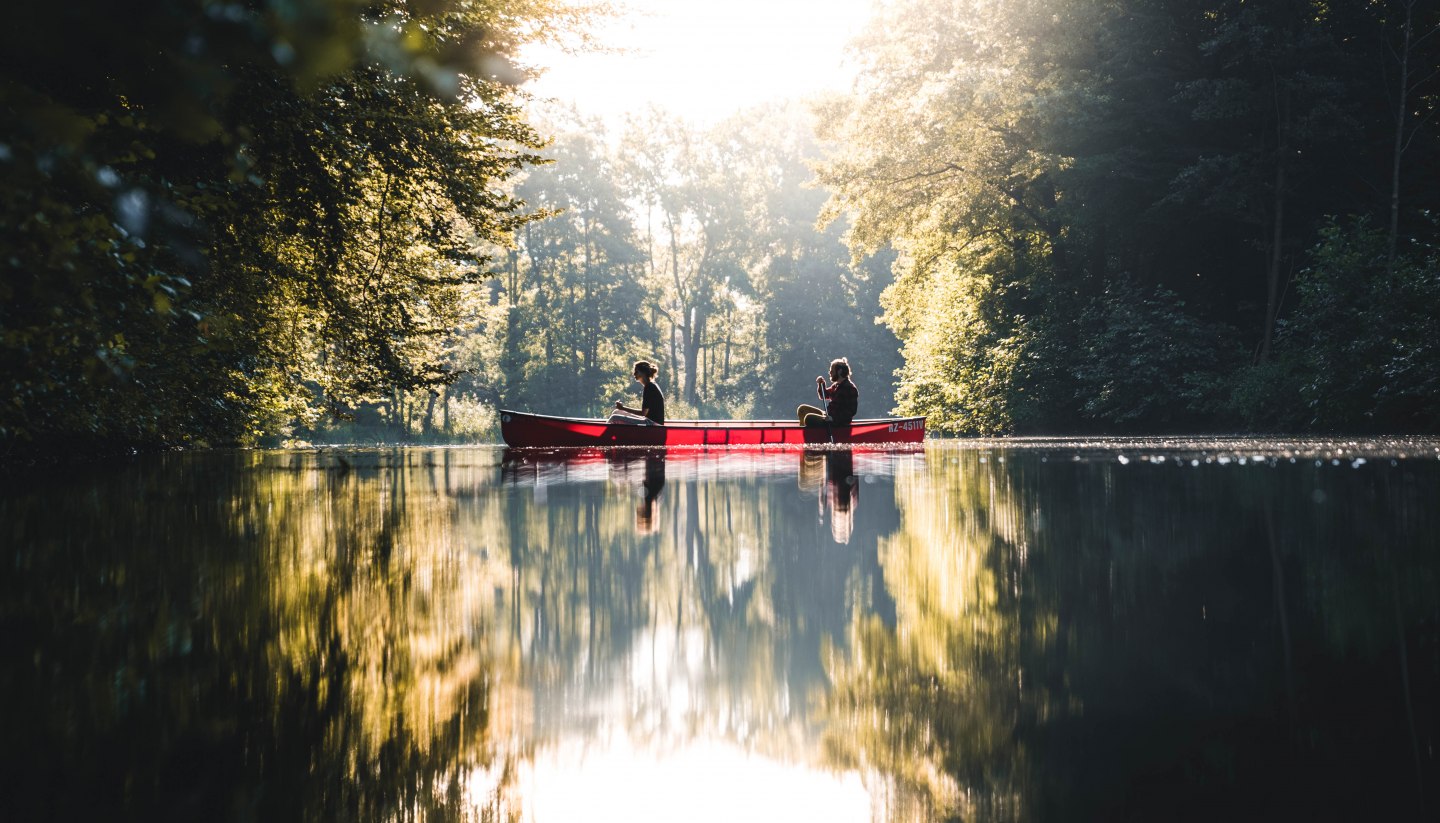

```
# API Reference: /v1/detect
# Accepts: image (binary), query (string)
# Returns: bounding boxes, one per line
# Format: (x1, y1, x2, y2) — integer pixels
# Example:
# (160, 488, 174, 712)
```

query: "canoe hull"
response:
(499, 410, 925, 447)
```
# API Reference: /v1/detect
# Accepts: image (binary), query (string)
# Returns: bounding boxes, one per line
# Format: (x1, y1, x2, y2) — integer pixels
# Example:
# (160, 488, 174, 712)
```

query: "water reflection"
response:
(1, 449, 518, 821)
(824, 444, 1440, 821)
(638, 452, 666, 533)
(489, 446, 915, 821)
(801, 449, 859, 544)
(501, 448, 670, 532)
(2, 443, 1437, 821)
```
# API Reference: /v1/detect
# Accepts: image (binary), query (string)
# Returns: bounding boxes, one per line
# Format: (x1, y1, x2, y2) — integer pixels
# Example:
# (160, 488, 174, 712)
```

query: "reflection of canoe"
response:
(498, 447, 924, 488)
(499, 409, 926, 448)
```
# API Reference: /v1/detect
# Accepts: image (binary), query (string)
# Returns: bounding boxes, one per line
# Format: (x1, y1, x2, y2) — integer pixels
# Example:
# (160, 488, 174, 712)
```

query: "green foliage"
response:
(482, 103, 904, 425)
(617, 108, 759, 409)
(1271, 217, 1440, 430)
(734, 104, 903, 419)
(886, 254, 1024, 436)
(8, 0, 1437, 444)
(490, 112, 654, 418)
(1, 0, 585, 454)
(1226, 356, 1311, 432)
(817, 0, 1440, 433)
(1072, 281, 1243, 427)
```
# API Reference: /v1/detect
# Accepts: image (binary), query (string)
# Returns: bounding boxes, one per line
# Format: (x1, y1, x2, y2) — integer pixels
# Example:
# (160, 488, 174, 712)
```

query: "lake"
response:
(3, 439, 1437, 821)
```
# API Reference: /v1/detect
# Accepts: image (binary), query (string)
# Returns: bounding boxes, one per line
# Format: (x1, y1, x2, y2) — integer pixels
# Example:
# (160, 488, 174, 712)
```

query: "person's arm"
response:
(816, 376, 827, 401)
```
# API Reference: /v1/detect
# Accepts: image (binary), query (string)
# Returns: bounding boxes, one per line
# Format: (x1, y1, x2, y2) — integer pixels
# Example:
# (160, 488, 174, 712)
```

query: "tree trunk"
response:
(423, 390, 437, 438)
(723, 306, 733, 383)
(1260, 82, 1292, 363)
(668, 321, 679, 389)
(583, 217, 597, 371)
(442, 386, 451, 435)
(683, 306, 702, 404)
(1261, 157, 1286, 362)
(508, 246, 520, 301)
(1089, 218, 1108, 291)
(1388, 0, 1416, 270)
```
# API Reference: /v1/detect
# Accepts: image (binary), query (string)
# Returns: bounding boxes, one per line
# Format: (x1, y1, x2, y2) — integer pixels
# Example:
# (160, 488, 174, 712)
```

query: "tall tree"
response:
(619, 110, 755, 409)
(815, 0, 1084, 433)
(499, 111, 651, 416)
(814, 0, 1434, 433)
(1172, 0, 1355, 361)
(0, 0, 591, 451)
(1370, 0, 1440, 266)
(715, 102, 902, 418)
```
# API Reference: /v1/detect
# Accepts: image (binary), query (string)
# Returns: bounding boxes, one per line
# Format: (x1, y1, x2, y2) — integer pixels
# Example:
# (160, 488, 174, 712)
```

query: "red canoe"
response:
(499, 409, 926, 447)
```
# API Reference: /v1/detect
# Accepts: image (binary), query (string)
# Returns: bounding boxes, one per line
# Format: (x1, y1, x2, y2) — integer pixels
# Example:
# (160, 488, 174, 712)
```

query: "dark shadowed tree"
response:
(0, 0, 592, 452)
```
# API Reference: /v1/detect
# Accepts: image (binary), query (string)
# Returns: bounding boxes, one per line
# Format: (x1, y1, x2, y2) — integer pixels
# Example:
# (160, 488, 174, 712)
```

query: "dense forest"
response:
(3, 0, 1439, 454)
(819, 0, 1440, 434)
(468, 103, 904, 429)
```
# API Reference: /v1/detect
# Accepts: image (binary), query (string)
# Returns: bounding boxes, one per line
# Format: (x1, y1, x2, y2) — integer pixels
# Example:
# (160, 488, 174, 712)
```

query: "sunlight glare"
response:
(522, 731, 873, 822)
(523, 0, 877, 124)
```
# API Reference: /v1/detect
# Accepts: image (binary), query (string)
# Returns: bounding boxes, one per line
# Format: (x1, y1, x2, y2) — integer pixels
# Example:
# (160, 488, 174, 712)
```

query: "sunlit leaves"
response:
(0, 449, 522, 818)
(0, 0, 586, 450)
(814, 0, 1088, 434)
(815, 0, 1440, 433)
(823, 453, 1036, 819)
(495, 110, 652, 417)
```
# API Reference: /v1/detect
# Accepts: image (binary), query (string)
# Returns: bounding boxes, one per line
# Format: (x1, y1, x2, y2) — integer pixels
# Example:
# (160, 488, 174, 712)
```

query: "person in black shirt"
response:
(797, 357, 858, 426)
(609, 360, 666, 425)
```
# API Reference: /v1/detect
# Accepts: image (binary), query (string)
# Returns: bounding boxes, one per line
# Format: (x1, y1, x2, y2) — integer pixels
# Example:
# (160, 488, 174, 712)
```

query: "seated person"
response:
(797, 357, 858, 426)
(608, 360, 666, 426)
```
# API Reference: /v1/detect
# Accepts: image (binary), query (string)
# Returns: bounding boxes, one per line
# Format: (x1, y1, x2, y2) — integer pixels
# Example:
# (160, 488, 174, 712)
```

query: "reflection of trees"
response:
(1, 450, 517, 821)
(20, 445, 1429, 820)
(823, 451, 1031, 821)
(488, 449, 907, 764)
(823, 447, 1440, 822)
(490, 451, 802, 748)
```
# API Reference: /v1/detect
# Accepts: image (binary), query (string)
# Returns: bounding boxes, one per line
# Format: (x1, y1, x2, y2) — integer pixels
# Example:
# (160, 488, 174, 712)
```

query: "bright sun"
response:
(522, 0, 877, 125)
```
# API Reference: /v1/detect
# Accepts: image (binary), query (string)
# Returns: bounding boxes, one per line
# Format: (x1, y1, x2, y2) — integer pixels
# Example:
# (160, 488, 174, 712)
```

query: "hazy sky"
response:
(521, 0, 876, 125)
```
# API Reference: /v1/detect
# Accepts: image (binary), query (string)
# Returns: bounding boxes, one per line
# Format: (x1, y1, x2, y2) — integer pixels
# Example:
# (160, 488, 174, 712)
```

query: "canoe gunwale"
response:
(498, 409, 926, 448)
(501, 411, 923, 428)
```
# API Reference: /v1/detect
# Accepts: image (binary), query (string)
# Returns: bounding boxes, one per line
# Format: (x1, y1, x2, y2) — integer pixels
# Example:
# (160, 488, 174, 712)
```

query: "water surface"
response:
(3, 440, 1437, 821)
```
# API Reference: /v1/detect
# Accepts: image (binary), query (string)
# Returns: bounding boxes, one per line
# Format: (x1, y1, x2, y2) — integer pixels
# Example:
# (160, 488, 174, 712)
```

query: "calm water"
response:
(3, 440, 1438, 822)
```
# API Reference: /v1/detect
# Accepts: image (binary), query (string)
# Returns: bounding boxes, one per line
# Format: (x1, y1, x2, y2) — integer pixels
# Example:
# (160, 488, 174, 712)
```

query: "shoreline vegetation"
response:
(4, 1, 1439, 463)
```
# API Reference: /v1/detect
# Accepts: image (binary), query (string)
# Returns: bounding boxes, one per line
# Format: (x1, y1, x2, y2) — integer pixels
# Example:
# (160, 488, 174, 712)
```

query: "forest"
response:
(3, 0, 1439, 455)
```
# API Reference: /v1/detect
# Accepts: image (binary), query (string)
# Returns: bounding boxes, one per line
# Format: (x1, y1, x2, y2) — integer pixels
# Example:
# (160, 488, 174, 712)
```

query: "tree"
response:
(712, 102, 904, 418)
(619, 110, 757, 410)
(0, 0, 592, 452)
(1274, 217, 1440, 430)
(1369, 0, 1440, 266)
(498, 110, 651, 416)
(814, 0, 1088, 433)
(814, 0, 1438, 433)
(1170, 0, 1357, 361)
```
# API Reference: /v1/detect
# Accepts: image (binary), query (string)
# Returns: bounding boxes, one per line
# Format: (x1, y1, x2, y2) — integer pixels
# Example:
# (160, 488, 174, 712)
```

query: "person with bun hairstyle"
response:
(797, 357, 858, 426)
(609, 360, 666, 426)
